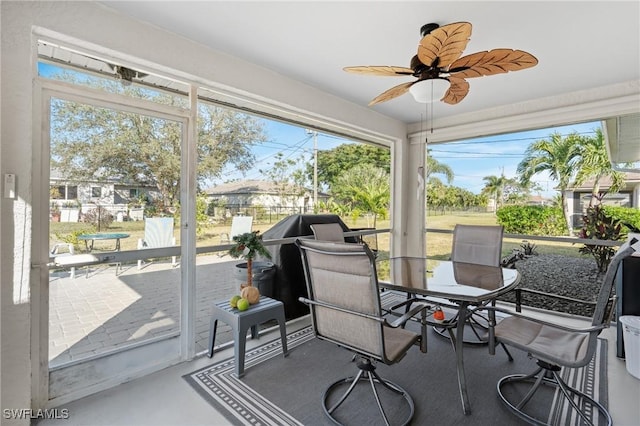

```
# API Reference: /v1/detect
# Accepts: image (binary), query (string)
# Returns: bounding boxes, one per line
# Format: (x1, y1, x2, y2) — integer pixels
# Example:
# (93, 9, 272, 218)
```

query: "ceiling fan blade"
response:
(442, 77, 470, 105)
(369, 81, 414, 106)
(343, 66, 414, 76)
(448, 49, 538, 79)
(417, 22, 472, 68)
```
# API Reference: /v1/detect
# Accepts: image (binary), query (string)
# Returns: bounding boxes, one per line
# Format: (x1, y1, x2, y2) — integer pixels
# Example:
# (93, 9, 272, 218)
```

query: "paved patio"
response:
(48, 254, 271, 368)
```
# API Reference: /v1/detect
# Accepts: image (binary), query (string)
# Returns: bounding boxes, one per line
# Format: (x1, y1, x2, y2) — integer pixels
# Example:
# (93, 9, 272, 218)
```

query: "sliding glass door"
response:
(42, 85, 190, 402)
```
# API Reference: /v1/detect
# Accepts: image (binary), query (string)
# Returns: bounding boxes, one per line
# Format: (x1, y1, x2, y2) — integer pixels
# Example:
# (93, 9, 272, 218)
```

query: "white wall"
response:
(0, 1, 409, 420)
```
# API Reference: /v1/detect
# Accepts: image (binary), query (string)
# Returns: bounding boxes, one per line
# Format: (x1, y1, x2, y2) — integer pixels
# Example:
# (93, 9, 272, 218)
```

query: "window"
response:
(66, 186, 78, 200)
(91, 187, 101, 198)
(50, 186, 64, 199)
(50, 185, 78, 200)
(129, 188, 139, 198)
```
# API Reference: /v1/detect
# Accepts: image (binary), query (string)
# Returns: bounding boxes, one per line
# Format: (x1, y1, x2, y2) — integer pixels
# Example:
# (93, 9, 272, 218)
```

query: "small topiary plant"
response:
(228, 231, 271, 304)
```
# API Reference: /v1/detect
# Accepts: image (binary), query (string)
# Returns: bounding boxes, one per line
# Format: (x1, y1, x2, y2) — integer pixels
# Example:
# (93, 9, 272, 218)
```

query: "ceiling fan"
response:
(344, 22, 538, 106)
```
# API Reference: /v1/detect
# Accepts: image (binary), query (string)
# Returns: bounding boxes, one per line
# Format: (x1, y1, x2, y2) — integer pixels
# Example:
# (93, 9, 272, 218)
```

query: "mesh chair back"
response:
(297, 239, 385, 359)
(451, 224, 504, 266)
(592, 241, 636, 327)
(310, 223, 345, 242)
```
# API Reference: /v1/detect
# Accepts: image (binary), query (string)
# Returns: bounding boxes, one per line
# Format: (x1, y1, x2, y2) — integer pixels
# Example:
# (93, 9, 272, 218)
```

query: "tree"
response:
(426, 151, 454, 183)
(426, 178, 486, 213)
(517, 132, 582, 234)
(314, 144, 390, 190)
(331, 164, 390, 226)
(482, 175, 508, 210)
(50, 71, 266, 210)
(482, 174, 527, 209)
(259, 152, 308, 209)
(573, 128, 625, 207)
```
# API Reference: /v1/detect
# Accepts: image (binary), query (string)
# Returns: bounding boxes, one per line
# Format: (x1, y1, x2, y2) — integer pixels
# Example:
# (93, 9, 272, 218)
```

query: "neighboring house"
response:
(566, 172, 640, 227)
(526, 195, 553, 206)
(204, 179, 329, 216)
(50, 169, 161, 221)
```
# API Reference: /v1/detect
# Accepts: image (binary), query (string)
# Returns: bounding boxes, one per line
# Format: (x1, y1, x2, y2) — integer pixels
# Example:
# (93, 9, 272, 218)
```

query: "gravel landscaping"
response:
(497, 253, 605, 317)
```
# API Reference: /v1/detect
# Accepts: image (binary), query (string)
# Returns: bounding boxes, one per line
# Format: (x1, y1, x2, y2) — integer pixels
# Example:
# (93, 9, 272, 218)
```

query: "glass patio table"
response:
(378, 258, 521, 415)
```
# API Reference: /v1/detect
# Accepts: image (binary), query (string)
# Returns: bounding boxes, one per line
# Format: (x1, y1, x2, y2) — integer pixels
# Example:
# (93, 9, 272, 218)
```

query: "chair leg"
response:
(497, 363, 612, 426)
(322, 357, 414, 426)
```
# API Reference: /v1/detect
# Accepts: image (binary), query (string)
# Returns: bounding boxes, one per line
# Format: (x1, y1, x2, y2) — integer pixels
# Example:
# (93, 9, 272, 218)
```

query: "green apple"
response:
(229, 295, 241, 308)
(236, 297, 250, 312)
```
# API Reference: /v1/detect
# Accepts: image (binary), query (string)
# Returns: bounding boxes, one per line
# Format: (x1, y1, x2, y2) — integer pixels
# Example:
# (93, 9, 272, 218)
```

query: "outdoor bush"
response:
(496, 205, 567, 236)
(601, 205, 640, 234)
(82, 207, 113, 230)
(579, 203, 623, 272)
(520, 240, 539, 256)
(54, 228, 93, 249)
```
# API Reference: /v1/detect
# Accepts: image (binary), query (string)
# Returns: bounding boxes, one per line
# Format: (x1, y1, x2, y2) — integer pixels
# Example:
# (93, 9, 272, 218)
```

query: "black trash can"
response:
(234, 261, 275, 298)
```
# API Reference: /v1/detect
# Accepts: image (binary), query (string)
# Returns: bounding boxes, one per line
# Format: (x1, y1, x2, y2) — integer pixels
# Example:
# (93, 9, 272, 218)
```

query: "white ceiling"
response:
(97, 1, 640, 126)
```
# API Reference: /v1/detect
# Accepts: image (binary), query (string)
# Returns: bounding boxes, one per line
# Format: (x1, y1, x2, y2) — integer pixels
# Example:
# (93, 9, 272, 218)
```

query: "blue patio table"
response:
(78, 233, 130, 252)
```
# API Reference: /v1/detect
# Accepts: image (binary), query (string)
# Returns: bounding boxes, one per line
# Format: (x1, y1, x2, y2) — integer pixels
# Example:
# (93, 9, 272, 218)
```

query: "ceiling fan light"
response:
(409, 79, 449, 103)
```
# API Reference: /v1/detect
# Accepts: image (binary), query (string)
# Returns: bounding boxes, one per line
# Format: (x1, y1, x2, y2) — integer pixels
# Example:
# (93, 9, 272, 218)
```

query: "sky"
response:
(218, 117, 601, 199)
(428, 120, 601, 197)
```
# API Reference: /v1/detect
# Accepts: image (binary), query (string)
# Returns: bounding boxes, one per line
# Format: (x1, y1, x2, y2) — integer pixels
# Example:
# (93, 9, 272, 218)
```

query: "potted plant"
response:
(50, 202, 61, 222)
(228, 231, 271, 305)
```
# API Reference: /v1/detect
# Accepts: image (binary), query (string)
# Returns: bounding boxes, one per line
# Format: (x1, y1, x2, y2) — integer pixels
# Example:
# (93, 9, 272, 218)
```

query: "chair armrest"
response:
(299, 296, 431, 328)
(386, 302, 430, 329)
(514, 288, 595, 313)
(472, 305, 609, 334)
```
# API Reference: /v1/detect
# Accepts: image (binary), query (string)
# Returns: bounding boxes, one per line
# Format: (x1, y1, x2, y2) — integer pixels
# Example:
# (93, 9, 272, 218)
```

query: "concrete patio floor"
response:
(48, 254, 258, 368)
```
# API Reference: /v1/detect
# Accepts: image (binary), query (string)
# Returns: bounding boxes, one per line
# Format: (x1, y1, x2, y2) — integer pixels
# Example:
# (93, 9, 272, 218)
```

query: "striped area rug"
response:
(184, 292, 608, 426)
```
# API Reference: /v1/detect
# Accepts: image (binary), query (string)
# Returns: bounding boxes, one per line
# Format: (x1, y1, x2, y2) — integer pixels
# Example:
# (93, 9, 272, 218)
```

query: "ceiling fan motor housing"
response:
(420, 23, 439, 37)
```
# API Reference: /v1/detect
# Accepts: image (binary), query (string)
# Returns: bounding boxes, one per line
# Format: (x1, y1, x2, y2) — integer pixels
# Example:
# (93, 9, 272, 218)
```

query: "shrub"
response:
(578, 204, 623, 272)
(54, 228, 93, 249)
(496, 205, 567, 236)
(82, 207, 113, 230)
(520, 240, 539, 256)
(601, 205, 640, 234)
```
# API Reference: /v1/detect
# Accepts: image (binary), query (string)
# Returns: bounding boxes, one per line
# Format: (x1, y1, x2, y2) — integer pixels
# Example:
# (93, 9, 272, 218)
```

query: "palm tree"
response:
(573, 128, 625, 207)
(482, 174, 507, 210)
(426, 151, 454, 184)
(333, 164, 390, 227)
(517, 132, 582, 234)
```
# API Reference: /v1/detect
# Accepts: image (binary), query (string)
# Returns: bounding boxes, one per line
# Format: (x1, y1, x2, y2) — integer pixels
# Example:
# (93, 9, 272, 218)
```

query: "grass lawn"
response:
(50, 215, 388, 253)
(426, 211, 589, 260)
(50, 211, 589, 260)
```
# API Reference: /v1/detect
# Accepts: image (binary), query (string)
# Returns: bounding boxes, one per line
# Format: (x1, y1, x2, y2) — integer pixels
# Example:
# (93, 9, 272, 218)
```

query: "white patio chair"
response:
(137, 217, 177, 269)
(220, 216, 253, 244)
(51, 242, 76, 278)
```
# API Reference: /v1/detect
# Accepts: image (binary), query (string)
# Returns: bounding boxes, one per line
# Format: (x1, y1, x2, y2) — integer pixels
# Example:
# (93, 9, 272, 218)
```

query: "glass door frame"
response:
(33, 79, 195, 406)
